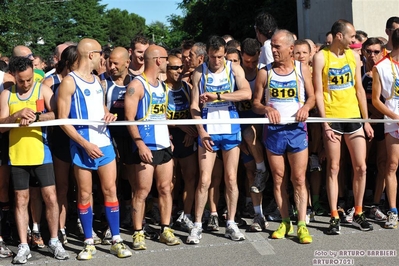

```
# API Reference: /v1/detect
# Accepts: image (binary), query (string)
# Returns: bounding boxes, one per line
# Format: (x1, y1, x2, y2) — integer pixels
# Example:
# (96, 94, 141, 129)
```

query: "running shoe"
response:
(384, 212, 398, 229)
(77, 242, 96, 260)
(326, 217, 341, 235)
(225, 223, 245, 241)
(186, 226, 202, 244)
(352, 212, 373, 231)
(132, 230, 146, 250)
(180, 215, 194, 232)
(206, 214, 220, 231)
(159, 227, 180, 246)
(48, 239, 69, 260)
(12, 244, 32, 264)
(271, 221, 294, 239)
(110, 240, 132, 258)
(31, 231, 45, 249)
(0, 241, 12, 258)
(102, 227, 112, 245)
(369, 206, 387, 221)
(249, 213, 269, 232)
(297, 226, 313, 244)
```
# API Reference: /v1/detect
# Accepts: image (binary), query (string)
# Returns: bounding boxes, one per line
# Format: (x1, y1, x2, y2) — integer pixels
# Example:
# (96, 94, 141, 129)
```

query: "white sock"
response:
(256, 161, 266, 172)
(226, 220, 235, 227)
(254, 205, 263, 216)
(112, 235, 121, 243)
(210, 212, 218, 216)
(32, 223, 40, 233)
(194, 222, 202, 229)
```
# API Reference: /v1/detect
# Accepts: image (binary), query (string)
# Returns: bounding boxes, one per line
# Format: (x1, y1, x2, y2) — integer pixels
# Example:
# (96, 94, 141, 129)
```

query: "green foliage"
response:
(0, 0, 110, 59)
(105, 8, 146, 48)
(0, 0, 298, 61)
(177, 0, 298, 42)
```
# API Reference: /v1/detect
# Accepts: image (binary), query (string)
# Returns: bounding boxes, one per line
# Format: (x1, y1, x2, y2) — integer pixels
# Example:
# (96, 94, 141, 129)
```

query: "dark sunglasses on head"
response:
(90, 50, 103, 56)
(167, 65, 184, 70)
(365, 49, 381, 55)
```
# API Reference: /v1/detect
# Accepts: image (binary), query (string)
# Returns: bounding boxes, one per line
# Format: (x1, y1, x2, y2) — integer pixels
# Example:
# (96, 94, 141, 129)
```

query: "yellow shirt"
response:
(8, 82, 52, 165)
(322, 48, 360, 118)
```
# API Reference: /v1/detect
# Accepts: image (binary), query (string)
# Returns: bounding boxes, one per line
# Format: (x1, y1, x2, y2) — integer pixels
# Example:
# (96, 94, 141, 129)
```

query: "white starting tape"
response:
(0, 117, 394, 128)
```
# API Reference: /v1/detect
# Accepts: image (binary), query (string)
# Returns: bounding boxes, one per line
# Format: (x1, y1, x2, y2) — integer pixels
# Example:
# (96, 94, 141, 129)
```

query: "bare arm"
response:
(352, 51, 373, 139)
(190, 67, 207, 136)
(125, 79, 144, 147)
(296, 63, 315, 121)
(190, 67, 214, 152)
(252, 68, 267, 115)
(58, 76, 87, 147)
(312, 51, 327, 125)
(200, 64, 252, 103)
(125, 79, 155, 163)
(312, 50, 338, 142)
(37, 84, 55, 121)
(0, 89, 18, 132)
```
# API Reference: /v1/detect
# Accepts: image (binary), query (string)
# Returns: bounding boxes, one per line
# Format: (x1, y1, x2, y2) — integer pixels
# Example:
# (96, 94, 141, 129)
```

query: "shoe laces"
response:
(298, 226, 309, 235)
(228, 223, 240, 232)
(253, 214, 265, 224)
(115, 241, 127, 249)
(134, 231, 145, 242)
(190, 226, 201, 236)
(163, 228, 175, 238)
(17, 244, 29, 255)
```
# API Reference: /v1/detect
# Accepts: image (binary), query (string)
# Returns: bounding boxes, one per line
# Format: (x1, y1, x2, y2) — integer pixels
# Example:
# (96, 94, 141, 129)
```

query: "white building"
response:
(296, 0, 399, 43)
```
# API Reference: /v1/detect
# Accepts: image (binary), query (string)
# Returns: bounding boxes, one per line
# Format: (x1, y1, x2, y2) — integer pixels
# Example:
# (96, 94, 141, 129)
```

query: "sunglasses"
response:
(167, 65, 184, 70)
(24, 53, 34, 59)
(90, 50, 103, 56)
(365, 49, 381, 55)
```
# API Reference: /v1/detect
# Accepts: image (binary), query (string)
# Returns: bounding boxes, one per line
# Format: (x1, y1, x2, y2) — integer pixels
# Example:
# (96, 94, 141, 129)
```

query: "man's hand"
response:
(83, 142, 104, 159)
(18, 108, 36, 121)
(323, 124, 339, 143)
(295, 106, 309, 122)
(199, 132, 214, 152)
(265, 107, 281, 124)
(103, 113, 117, 123)
(199, 92, 217, 104)
(138, 145, 153, 164)
(364, 122, 374, 142)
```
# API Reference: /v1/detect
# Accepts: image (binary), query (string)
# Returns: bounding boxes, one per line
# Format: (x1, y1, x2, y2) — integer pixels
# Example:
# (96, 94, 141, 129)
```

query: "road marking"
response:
(245, 231, 276, 256)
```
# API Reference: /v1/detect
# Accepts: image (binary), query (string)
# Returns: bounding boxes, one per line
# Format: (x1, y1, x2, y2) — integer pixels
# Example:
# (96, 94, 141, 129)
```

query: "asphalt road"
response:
(0, 214, 397, 266)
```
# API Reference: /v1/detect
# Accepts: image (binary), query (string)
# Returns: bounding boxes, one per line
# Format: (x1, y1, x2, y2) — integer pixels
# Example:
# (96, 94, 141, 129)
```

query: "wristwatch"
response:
(35, 112, 41, 122)
(216, 92, 221, 101)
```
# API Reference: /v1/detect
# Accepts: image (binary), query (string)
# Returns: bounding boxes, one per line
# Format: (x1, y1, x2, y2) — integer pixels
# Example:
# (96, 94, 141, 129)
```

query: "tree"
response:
(105, 8, 146, 48)
(167, 14, 190, 48)
(0, 0, 109, 59)
(176, 0, 298, 42)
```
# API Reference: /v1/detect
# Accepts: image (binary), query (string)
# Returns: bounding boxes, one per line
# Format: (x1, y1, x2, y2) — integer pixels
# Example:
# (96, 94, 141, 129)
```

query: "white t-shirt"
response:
(259, 40, 274, 68)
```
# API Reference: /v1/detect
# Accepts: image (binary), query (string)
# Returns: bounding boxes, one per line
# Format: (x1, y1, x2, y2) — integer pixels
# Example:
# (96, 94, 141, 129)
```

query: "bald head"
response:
(273, 30, 295, 46)
(12, 45, 33, 58)
(77, 38, 102, 58)
(110, 47, 129, 61)
(144, 45, 168, 64)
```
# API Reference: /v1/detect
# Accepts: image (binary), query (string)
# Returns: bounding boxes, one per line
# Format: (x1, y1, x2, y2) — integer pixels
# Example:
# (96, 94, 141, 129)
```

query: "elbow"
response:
(244, 90, 252, 100)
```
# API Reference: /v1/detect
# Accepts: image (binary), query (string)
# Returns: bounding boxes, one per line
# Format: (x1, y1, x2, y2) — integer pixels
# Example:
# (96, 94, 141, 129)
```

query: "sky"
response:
(100, 0, 183, 25)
